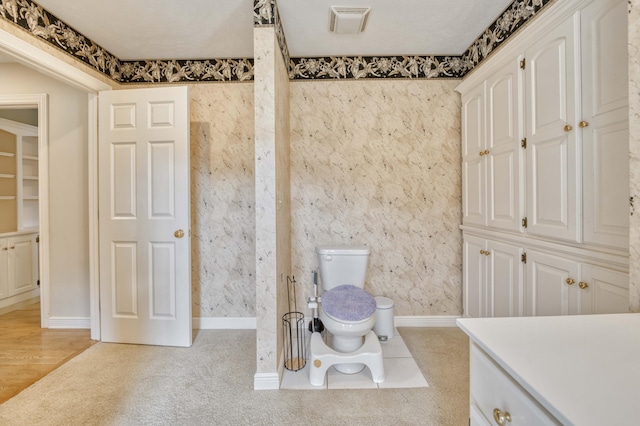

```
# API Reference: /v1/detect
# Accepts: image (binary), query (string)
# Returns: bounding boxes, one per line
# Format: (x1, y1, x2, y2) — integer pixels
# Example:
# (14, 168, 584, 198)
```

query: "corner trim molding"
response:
(253, 372, 280, 390)
(48, 317, 91, 329)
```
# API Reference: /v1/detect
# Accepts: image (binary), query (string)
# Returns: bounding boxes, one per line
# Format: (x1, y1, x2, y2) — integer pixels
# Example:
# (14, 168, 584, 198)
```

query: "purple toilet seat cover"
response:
(322, 285, 376, 322)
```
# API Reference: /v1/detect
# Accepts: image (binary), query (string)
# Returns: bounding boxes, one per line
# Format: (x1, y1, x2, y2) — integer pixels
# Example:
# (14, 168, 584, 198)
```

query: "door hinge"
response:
(522, 217, 528, 228)
(521, 252, 527, 264)
(521, 138, 527, 149)
(520, 58, 526, 69)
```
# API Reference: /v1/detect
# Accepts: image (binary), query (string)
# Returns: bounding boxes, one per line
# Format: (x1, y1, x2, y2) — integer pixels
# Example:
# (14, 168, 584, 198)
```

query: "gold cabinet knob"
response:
(566, 278, 575, 285)
(579, 121, 589, 128)
(479, 249, 485, 255)
(174, 229, 185, 239)
(493, 408, 512, 425)
(564, 124, 573, 132)
(483, 150, 490, 156)
(579, 281, 589, 290)
(1, 247, 7, 251)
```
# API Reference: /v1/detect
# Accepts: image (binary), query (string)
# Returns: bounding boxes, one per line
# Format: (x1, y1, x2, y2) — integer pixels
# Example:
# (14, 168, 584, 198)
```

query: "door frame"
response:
(0, 94, 48, 325)
(0, 27, 112, 339)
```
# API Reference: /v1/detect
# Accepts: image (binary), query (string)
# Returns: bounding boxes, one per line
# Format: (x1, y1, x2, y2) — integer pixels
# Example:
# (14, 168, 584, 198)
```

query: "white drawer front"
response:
(470, 344, 560, 425)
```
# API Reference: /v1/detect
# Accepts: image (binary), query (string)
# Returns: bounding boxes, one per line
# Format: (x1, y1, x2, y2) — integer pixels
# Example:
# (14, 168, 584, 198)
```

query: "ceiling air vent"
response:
(329, 7, 370, 34)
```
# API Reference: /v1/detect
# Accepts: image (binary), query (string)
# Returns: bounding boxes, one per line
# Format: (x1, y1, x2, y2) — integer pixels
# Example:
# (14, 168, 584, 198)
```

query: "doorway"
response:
(0, 96, 48, 326)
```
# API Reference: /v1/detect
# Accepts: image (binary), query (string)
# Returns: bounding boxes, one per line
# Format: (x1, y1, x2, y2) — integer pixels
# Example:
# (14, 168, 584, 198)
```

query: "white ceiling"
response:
(31, 0, 513, 60)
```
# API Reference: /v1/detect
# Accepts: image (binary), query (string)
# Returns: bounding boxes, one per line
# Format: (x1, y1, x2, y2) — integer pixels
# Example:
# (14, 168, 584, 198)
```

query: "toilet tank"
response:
(316, 245, 370, 291)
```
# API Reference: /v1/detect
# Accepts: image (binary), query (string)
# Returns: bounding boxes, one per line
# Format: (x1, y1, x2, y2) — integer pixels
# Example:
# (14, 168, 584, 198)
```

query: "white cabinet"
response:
(470, 343, 559, 425)
(525, 249, 628, 316)
(463, 234, 523, 318)
(462, 84, 486, 227)
(0, 233, 38, 305)
(462, 58, 523, 232)
(0, 118, 39, 234)
(525, 249, 581, 316)
(581, 0, 629, 250)
(458, 0, 630, 320)
(524, 14, 580, 242)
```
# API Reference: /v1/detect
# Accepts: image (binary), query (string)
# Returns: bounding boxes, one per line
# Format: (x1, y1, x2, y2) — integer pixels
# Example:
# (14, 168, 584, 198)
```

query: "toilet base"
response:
(309, 330, 385, 387)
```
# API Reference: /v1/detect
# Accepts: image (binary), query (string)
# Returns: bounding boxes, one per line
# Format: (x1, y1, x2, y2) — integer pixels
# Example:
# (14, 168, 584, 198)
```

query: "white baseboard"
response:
(44, 315, 458, 332)
(253, 372, 280, 390)
(48, 317, 91, 329)
(394, 315, 461, 328)
(193, 317, 257, 330)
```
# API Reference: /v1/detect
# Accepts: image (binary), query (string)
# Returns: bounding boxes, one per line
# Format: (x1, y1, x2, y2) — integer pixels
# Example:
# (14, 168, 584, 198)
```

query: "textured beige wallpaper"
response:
(290, 79, 463, 317)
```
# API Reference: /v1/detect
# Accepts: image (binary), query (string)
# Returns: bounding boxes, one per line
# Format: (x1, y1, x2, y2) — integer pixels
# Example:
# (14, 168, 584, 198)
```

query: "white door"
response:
(98, 86, 191, 347)
(579, 264, 628, 314)
(0, 237, 9, 299)
(463, 234, 487, 318)
(9, 234, 36, 295)
(486, 239, 523, 318)
(581, 0, 629, 249)
(524, 250, 579, 316)
(525, 14, 579, 242)
(485, 58, 523, 232)
(462, 84, 486, 227)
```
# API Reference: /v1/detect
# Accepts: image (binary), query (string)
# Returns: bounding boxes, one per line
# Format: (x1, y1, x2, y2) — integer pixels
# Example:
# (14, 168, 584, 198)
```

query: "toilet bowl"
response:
(308, 245, 385, 385)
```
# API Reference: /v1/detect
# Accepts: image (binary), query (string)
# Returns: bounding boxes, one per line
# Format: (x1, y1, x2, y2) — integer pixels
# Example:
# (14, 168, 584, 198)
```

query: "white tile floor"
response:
(280, 328, 429, 390)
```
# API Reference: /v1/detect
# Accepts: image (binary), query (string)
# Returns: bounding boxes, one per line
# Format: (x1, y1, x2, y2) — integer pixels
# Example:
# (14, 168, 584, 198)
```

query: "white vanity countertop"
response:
(457, 314, 640, 426)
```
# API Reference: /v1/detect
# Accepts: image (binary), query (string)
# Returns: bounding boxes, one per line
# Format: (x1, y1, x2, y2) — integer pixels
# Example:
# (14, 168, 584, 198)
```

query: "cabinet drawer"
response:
(470, 344, 559, 425)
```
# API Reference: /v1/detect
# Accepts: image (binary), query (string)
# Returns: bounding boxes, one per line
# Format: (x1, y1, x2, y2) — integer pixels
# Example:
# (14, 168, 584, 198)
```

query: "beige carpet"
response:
(0, 328, 469, 426)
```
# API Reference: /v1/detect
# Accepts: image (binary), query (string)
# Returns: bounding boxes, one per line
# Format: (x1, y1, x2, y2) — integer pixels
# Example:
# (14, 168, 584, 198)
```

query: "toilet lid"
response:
(322, 285, 376, 322)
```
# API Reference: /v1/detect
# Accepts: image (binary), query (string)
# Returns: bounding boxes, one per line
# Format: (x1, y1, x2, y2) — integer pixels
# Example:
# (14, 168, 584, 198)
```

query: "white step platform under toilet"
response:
(281, 328, 429, 390)
(309, 330, 384, 387)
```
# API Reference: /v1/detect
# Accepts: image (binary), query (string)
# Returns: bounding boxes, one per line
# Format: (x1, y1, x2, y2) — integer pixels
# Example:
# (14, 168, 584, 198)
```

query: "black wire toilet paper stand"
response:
(283, 276, 306, 371)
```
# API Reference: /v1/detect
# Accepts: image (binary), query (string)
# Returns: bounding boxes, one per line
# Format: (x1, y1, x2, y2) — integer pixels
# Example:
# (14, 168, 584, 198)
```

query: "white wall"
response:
(0, 63, 90, 319)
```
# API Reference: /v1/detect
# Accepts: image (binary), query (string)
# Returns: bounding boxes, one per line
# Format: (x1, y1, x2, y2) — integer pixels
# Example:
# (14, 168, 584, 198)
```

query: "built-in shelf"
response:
(0, 118, 39, 234)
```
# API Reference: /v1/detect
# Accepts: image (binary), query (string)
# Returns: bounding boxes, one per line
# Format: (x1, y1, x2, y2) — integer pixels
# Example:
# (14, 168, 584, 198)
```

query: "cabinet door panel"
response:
(581, 0, 629, 249)
(581, 0, 628, 116)
(525, 15, 579, 242)
(9, 235, 34, 295)
(583, 118, 629, 248)
(463, 157, 486, 226)
(487, 240, 523, 317)
(525, 250, 579, 316)
(580, 265, 629, 314)
(463, 235, 486, 318)
(486, 60, 523, 232)
(0, 238, 8, 299)
(462, 85, 485, 158)
(462, 84, 487, 226)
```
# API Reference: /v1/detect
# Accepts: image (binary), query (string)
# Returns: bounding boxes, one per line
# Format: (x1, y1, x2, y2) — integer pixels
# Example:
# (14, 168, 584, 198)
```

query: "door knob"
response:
(564, 124, 573, 132)
(579, 121, 589, 128)
(566, 278, 575, 285)
(579, 281, 589, 290)
(174, 229, 185, 239)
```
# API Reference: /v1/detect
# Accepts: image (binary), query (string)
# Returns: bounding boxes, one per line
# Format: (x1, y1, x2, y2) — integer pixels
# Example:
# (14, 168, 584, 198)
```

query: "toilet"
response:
(308, 245, 385, 387)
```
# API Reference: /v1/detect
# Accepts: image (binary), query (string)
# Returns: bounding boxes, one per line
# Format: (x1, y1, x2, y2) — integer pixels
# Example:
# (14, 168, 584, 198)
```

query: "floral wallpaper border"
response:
(0, 0, 552, 83)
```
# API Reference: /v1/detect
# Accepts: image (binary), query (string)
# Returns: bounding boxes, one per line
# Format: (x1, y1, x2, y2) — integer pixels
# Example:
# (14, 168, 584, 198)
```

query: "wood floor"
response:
(0, 302, 95, 404)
